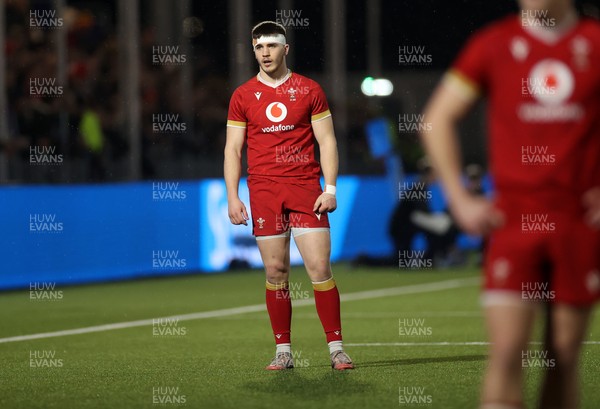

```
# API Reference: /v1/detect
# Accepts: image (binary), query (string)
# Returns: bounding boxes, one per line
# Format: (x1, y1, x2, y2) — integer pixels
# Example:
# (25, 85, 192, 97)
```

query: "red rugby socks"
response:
(265, 281, 292, 344)
(312, 277, 343, 343)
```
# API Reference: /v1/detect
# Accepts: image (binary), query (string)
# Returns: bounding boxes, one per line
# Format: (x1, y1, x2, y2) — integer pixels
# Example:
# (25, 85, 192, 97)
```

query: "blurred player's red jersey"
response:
(227, 72, 331, 183)
(450, 15, 600, 211)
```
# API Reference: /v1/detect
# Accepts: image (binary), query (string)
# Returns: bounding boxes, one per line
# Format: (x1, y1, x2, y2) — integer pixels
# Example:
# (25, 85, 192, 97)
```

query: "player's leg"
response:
(538, 217, 600, 407)
(293, 229, 353, 370)
(480, 301, 536, 409)
(248, 177, 295, 369)
(538, 304, 592, 409)
(480, 217, 544, 409)
(257, 233, 294, 370)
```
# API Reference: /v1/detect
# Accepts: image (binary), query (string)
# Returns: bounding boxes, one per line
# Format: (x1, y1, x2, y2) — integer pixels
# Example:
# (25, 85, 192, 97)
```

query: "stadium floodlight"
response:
(361, 77, 393, 96)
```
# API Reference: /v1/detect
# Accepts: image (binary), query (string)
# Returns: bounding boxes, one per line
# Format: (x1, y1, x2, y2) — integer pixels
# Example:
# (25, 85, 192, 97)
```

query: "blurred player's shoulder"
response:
(454, 15, 521, 63)
(577, 16, 600, 41)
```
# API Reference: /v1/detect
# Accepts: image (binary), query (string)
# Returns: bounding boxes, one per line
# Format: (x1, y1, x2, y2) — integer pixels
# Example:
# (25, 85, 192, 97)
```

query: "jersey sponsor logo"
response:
(528, 59, 573, 105)
(261, 123, 295, 133)
(265, 102, 288, 122)
(518, 59, 583, 122)
(262, 101, 295, 132)
(254, 92, 262, 100)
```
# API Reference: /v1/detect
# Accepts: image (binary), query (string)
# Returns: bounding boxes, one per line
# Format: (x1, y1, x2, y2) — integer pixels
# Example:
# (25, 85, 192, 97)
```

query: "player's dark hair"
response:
(251, 21, 287, 40)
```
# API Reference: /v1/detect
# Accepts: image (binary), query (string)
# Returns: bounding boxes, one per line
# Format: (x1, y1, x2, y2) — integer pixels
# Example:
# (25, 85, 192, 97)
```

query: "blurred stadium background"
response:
(2, 1, 600, 408)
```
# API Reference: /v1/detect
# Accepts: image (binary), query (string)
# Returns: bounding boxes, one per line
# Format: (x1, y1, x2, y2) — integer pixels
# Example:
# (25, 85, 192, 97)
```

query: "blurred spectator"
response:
(3, 1, 231, 183)
(388, 158, 462, 267)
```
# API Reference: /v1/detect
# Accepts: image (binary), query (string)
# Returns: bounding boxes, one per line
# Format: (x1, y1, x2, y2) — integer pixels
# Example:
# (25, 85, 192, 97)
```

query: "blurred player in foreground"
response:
(421, 0, 600, 407)
(224, 21, 353, 370)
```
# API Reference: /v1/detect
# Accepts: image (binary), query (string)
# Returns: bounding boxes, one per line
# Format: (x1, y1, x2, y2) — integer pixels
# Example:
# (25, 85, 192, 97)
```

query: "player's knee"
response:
(305, 258, 331, 281)
(264, 261, 289, 283)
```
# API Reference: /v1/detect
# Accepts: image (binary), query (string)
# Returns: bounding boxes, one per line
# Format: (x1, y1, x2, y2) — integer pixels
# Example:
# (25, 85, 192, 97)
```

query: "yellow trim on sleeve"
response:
(311, 109, 332, 123)
(312, 277, 336, 291)
(227, 120, 247, 128)
(444, 69, 480, 100)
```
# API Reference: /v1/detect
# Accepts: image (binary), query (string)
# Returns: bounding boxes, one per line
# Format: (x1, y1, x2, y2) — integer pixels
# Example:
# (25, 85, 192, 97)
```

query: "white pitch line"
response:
(0, 277, 479, 344)
(346, 341, 600, 346)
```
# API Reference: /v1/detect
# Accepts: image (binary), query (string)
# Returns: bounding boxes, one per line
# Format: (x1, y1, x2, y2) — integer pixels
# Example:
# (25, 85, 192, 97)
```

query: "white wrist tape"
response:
(325, 185, 336, 195)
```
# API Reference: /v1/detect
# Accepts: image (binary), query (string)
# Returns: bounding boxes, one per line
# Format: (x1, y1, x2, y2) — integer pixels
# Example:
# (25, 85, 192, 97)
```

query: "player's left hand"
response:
(313, 192, 337, 215)
(583, 187, 600, 229)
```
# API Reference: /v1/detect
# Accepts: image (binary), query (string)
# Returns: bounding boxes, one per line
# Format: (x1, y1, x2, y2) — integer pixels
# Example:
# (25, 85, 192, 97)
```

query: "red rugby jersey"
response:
(227, 71, 331, 182)
(449, 14, 600, 205)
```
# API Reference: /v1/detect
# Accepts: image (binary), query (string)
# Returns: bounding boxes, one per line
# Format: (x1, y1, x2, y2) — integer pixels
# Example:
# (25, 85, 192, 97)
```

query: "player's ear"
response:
(284, 44, 289, 56)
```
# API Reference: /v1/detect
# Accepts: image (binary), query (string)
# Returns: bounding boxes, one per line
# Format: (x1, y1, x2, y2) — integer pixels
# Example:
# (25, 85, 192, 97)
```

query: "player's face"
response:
(253, 41, 289, 76)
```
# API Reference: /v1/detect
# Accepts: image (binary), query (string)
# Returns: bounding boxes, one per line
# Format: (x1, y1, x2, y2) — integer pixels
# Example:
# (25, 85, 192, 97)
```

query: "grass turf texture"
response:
(0, 264, 598, 409)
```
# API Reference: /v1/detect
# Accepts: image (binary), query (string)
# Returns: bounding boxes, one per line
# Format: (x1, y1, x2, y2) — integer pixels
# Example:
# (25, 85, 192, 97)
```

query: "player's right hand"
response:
(449, 193, 504, 236)
(228, 197, 249, 226)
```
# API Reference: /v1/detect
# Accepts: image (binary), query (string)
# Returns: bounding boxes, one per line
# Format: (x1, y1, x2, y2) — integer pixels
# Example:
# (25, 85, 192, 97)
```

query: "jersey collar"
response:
(520, 9, 578, 45)
(256, 69, 292, 88)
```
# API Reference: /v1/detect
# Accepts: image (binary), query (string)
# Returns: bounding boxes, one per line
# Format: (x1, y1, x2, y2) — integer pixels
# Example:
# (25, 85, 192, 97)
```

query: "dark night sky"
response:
(64, 0, 599, 74)
(59, 0, 515, 73)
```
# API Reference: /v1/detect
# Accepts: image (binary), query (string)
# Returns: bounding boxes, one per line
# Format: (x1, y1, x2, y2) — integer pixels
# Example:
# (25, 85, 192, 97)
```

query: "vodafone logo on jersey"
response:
(262, 101, 295, 133)
(518, 58, 583, 122)
(527, 59, 574, 106)
(265, 102, 288, 122)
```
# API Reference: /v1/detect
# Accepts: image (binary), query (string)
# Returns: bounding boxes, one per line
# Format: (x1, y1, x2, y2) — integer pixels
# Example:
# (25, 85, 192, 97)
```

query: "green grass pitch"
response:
(0, 265, 599, 408)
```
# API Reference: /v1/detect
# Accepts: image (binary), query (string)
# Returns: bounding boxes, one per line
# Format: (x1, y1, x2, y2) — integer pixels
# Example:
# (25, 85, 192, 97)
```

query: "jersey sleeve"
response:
(310, 83, 332, 123)
(445, 29, 492, 99)
(226, 88, 247, 129)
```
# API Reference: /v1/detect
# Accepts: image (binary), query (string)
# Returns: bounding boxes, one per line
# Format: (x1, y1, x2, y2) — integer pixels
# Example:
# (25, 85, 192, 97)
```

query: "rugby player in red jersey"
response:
(224, 21, 353, 371)
(421, 0, 600, 407)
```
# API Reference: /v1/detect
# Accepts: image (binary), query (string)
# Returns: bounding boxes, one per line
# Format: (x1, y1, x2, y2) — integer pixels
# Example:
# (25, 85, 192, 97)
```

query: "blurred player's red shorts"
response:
(484, 191, 600, 306)
(247, 176, 330, 237)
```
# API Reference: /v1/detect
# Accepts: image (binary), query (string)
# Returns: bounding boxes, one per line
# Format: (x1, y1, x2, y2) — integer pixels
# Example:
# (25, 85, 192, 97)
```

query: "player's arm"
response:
(312, 116, 338, 214)
(420, 75, 503, 236)
(224, 125, 249, 225)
